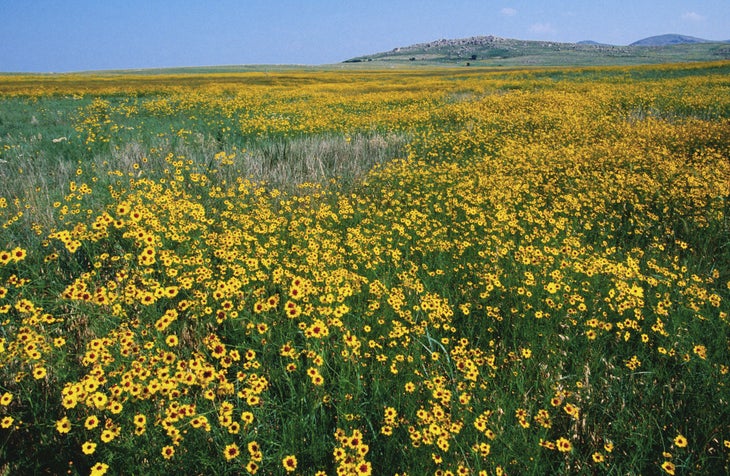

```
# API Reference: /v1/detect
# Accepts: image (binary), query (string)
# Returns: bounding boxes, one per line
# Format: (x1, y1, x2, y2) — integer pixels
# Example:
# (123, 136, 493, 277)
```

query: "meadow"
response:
(0, 62, 728, 475)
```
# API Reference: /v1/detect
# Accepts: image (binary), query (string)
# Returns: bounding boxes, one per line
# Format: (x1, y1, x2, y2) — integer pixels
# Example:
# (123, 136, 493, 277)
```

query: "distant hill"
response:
(630, 34, 714, 46)
(344, 34, 730, 67)
(577, 40, 612, 46)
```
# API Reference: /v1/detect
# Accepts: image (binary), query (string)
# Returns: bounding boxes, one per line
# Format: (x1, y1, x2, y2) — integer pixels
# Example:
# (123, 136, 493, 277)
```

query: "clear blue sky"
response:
(1, 0, 728, 72)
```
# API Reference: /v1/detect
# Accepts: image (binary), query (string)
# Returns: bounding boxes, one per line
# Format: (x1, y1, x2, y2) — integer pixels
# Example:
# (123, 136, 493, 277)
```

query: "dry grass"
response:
(239, 132, 408, 190)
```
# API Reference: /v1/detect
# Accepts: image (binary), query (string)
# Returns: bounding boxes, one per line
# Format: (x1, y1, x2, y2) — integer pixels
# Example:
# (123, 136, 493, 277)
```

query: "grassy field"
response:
(0, 62, 729, 475)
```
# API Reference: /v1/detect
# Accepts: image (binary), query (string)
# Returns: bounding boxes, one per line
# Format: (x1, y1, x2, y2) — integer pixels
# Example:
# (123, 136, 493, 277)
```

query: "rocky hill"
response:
(345, 34, 730, 66)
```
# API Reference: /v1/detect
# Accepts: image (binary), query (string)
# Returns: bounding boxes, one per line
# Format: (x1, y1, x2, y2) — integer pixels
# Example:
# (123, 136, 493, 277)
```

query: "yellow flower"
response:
(282, 455, 298, 472)
(100, 429, 115, 443)
(85, 415, 100, 430)
(223, 443, 240, 461)
(661, 461, 676, 475)
(555, 437, 572, 452)
(133, 414, 147, 427)
(90, 392, 108, 409)
(55, 416, 71, 434)
(11, 247, 27, 263)
(241, 411, 254, 425)
(0, 392, 12, 406)
(674, 434, 687, 448)
(355, 461, 373, 475)
(108, 401, 123, 414)
(82, 441, 97, 455)
(563, 403, 580, 419)
(90, 462, 109, 476)
(1, 416, 14, 428)
(245, 461, 259, 474)
(161, 445, 175, 459)
(32, 367, 47, 380)
(539, 439, 555, 450)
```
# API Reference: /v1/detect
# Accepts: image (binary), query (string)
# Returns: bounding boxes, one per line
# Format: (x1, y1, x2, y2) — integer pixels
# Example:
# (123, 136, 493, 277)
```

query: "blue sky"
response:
(1, 0, 728, 72)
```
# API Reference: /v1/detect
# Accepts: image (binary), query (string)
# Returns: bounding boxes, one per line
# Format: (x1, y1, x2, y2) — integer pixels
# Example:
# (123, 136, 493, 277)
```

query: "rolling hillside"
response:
(630, 34, 714, 46)
(345, 34, 730, 66)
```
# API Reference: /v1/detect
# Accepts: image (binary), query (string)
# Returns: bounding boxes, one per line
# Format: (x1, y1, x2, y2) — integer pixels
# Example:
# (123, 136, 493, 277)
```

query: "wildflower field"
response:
(0, 62, 729, 475)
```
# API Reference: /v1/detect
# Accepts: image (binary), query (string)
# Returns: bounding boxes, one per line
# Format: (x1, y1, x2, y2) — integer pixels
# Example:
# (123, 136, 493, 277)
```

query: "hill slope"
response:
(630, 34, 713, 46)
(345, 35, 730, 67)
